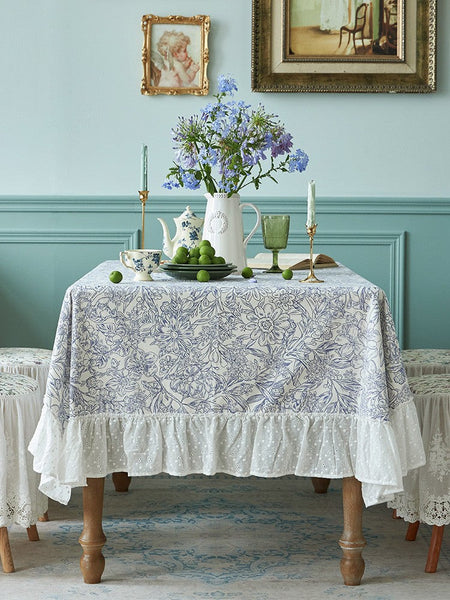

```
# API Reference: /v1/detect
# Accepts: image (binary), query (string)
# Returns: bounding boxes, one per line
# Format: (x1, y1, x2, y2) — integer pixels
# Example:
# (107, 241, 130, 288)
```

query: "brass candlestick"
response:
(138, 190, 149, 249)
(300, 223, 324, 283)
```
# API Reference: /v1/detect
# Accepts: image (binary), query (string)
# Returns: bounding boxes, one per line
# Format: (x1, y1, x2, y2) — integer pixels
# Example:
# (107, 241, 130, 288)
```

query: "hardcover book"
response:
(247, 253, 338, 270)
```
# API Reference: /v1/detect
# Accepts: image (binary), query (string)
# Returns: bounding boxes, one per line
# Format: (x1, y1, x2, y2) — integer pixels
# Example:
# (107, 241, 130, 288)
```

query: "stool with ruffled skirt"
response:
(0, 372, 49, 572)
(0, 347, 52, 522)
(388, 373, 450, 572)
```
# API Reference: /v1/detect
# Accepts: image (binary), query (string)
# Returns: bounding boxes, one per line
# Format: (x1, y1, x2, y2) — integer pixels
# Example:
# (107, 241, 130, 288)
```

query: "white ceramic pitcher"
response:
(203, 193, 261, 272)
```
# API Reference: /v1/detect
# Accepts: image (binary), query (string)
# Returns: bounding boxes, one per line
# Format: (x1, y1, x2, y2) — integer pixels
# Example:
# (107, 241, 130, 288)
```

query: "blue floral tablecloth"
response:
(29, 261, 425, 507)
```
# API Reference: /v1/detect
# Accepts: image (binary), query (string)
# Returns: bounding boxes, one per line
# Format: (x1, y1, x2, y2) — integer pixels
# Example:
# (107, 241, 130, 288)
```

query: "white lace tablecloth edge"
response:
(29, 399, 425, 508)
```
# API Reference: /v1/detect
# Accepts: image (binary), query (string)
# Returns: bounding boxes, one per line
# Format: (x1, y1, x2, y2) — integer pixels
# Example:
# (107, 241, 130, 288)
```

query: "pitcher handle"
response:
(240, 202, 261, 247)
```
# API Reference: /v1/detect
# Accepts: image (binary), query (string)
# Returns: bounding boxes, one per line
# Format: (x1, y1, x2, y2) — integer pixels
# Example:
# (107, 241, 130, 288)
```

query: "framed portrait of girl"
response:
(141, 14, 210, 96)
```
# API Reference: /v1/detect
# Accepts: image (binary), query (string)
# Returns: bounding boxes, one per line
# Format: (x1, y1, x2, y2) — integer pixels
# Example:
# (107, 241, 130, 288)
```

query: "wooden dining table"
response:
(29, 260, 425, 585)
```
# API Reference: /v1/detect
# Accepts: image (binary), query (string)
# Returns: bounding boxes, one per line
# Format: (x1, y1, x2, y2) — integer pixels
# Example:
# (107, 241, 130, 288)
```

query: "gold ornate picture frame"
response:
(252, 0, 436, 93)
(141, 14, 210, 96)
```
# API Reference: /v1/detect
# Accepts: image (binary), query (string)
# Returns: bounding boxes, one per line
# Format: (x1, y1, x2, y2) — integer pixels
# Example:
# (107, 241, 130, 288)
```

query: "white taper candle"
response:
(307, 180, 316, 227)
(141, 144, 148, 191)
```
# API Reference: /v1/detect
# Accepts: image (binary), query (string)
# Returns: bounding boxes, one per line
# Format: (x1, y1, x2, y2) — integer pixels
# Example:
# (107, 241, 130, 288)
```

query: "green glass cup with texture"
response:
(262, 215, 290, 273)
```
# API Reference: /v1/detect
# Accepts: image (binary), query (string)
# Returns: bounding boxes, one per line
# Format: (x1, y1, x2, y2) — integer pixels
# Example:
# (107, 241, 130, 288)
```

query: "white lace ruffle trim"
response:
(29, 400, 425, 508)
(387, 494, 450, 526)
(0, 383, 49, 528)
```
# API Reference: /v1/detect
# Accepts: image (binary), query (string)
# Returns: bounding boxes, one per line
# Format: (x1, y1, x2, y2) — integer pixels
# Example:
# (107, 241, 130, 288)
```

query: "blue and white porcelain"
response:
(157, 206, 204, 258)
(120, 249, 161, 281)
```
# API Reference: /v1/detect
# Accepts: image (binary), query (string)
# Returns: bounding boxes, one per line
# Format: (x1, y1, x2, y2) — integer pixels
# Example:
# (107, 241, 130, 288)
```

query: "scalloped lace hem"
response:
(0, 494, 49, 528)
(29, 401, 425, 508)
(387, 494, 450, 526)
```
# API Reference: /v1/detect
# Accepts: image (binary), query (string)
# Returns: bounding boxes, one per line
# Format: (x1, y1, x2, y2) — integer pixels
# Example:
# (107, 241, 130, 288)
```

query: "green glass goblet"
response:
(262, 214, 290, 273)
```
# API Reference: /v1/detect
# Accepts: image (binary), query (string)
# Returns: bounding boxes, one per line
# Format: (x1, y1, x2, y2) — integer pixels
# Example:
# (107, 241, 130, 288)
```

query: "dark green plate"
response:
(160, 263, 237, 280)
(162, 262, 234, 271)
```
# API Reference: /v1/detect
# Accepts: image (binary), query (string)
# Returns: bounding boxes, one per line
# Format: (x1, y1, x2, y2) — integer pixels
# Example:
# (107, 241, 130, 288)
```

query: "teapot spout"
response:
(157, 217, 174, 258)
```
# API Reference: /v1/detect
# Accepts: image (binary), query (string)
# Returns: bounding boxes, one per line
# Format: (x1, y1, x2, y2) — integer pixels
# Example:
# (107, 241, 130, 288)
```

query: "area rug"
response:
(3, 475, 449, 599)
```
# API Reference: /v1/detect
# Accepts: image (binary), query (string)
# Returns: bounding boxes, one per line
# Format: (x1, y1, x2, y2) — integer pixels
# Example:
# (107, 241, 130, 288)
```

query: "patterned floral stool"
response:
(0, 348, 131, 496)
(0, 373, 49, 572)
(391, 350, 450, 518)
(0, 347, 53, 398)
(402, 349, 450, 377)
(388, 373, 450, 573)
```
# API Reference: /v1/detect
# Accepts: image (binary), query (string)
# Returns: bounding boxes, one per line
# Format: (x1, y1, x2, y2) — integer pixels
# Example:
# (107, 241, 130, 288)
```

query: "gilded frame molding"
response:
(141, 14, 210, 96)
(251, 0, 436, 93)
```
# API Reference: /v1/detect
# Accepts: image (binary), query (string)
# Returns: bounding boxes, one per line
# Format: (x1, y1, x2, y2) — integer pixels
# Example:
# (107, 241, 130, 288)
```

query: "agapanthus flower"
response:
(271, 132, 294, 158)
(163, 75, 308, 195)
(217, 74, 238, 95)
(175, 148, 197, 170)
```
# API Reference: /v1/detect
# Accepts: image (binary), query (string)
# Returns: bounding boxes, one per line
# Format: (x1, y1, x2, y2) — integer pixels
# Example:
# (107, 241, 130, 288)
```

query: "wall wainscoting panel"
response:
(0, 228, 139, 348)
(0, 229, 140, 246)
(0, 196, 448, 349)
(1, 196, 449, 215)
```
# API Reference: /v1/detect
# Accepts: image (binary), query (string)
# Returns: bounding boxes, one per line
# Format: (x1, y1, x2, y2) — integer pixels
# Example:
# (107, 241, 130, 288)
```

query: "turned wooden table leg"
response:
(79, 477, 106, 584)
(339, 476, 366, 586)
(0, 527, 15, 573)
(112, 471, 132, 493)
(311, 477, 331, 494)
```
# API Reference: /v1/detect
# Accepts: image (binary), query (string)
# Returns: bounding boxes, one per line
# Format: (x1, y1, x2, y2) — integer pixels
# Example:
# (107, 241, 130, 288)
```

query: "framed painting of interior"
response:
(141, 14, 210, 95)
(252, 0, 436, 93)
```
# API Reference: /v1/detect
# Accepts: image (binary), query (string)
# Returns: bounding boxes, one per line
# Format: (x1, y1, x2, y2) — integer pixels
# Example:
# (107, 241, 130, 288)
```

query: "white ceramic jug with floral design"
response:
(203, 193, 261, 272)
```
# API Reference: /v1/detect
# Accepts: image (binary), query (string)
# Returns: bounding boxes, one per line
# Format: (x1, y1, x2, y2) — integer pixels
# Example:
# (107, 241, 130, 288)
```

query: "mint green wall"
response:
(0, 2, 449, 350)
(0, 1, 449, 197)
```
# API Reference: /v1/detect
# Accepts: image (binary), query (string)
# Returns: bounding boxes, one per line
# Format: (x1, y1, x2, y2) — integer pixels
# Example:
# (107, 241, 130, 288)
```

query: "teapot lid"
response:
(183, 205, 196, 217)
(175, 205, 202, 221)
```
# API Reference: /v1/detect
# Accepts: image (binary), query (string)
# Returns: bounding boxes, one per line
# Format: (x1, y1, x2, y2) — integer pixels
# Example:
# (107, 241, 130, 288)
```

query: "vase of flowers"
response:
(163, 75, 309, 270)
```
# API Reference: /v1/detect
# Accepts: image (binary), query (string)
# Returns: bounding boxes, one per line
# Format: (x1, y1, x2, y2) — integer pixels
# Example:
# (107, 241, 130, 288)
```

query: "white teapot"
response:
(157, 206, 204, 259)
